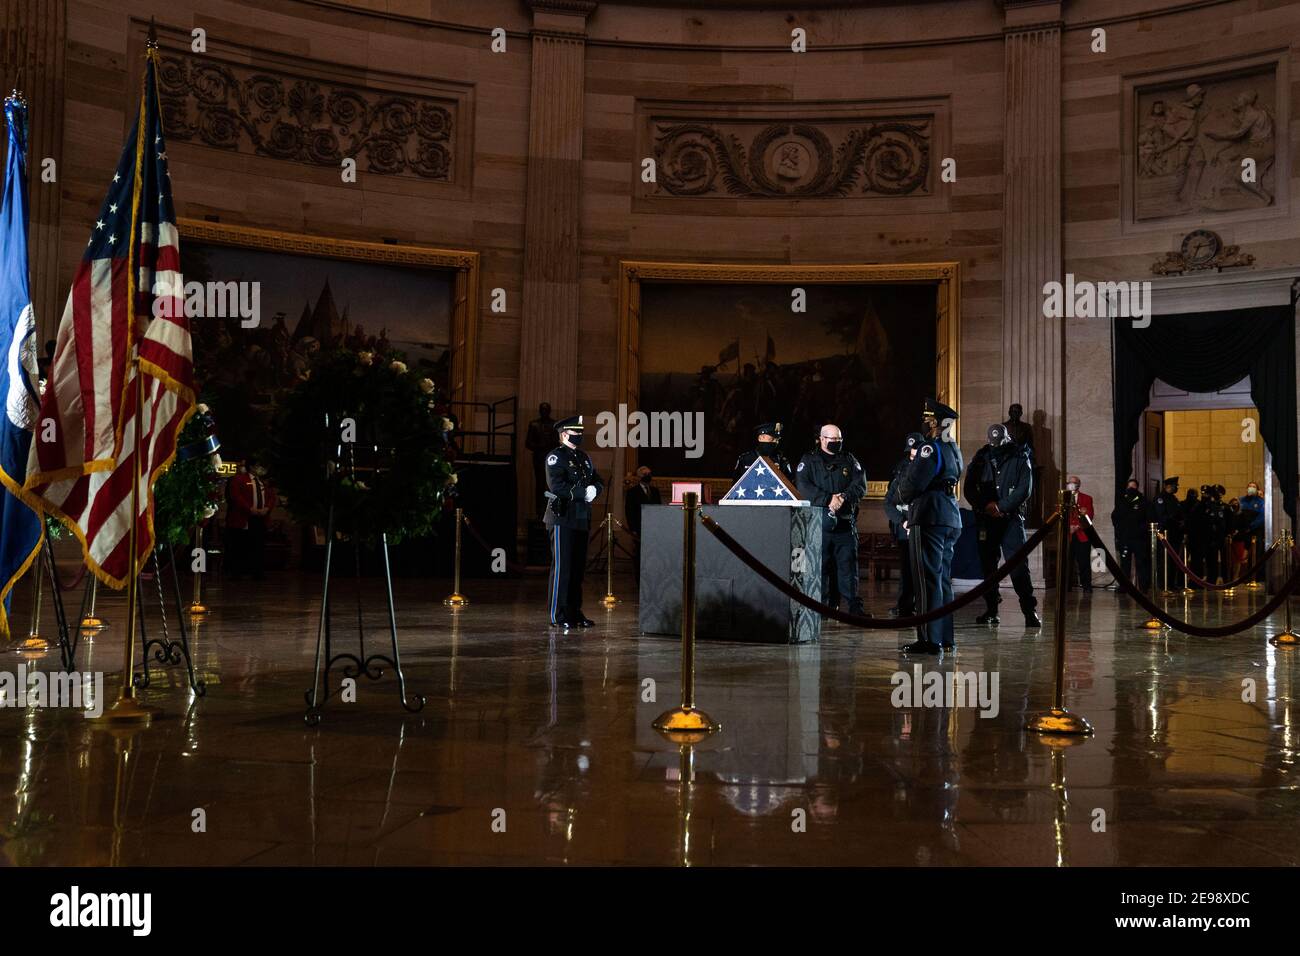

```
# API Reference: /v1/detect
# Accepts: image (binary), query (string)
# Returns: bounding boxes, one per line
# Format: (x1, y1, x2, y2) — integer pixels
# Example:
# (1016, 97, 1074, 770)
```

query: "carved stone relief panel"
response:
(1127, 57, 1285, 225)
(155, 45, 469, 188)
(636, 99, 948, 209)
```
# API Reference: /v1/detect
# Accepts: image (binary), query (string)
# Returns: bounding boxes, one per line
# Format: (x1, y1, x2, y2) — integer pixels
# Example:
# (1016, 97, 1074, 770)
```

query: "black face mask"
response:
(567, 433, 584, 447)
(640, 474, 652, 484)
(825, 440, 843, 454)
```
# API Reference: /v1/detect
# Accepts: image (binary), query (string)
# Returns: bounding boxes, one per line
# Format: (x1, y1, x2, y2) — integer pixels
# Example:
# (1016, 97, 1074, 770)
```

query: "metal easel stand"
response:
(34, 540, 77, 672)
(133, 545, 206, 696)
(304, 456, 426, 726)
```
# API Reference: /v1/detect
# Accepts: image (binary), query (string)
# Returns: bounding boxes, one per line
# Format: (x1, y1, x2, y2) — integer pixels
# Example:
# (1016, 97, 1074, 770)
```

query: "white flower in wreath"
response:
(197, 402, 210, 414)
(446, 473, 459, 485)
(358, 351, 374, 366)
(390, 360, 408, 374)
(203, 503, 219, 519)
(418, 377, 435, 394)
(442, 417, 455, 432)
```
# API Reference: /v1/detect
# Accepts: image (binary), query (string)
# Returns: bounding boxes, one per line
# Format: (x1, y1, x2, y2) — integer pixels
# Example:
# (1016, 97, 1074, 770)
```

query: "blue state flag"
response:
(0, 92, 44, 638)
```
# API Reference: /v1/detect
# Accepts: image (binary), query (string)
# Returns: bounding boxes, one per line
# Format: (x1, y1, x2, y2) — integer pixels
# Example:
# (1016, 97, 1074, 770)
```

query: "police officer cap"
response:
(922, 397, 958, 422)
(755, 422, 782, 439)
(904, 431, 925, 450)
(556, 415, 584, 433)
(1163, 476, 1179, 487)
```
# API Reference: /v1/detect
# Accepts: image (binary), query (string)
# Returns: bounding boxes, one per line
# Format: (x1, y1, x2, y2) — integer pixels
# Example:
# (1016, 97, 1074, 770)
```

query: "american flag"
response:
(719, 456, 803, 505)
(23, 45, 194, 588)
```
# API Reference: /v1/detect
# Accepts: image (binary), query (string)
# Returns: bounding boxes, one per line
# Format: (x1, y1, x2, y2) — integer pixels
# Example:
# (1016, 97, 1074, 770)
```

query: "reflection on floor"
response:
(0, 571, 1298, 866)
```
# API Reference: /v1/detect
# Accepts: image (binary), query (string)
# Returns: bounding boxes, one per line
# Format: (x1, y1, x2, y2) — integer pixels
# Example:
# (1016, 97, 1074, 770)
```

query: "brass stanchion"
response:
(91, 357, 159, 725)
(654, 492, 719, 741)
(1027, 489, 1093, 737)
(601, 514, 619, 609)
(1159, 531, 1174, 598)
(1181, 542, 1195, 596)
(1138, 523, 1165, 631)
(16, 544, 49, 653)
(443, 507, 468, 608)
(80, 575, 106, 632)
(1246, 535, 1264, 591)
(1269, 529, 1298, 647)
(188, 524, 207, 616)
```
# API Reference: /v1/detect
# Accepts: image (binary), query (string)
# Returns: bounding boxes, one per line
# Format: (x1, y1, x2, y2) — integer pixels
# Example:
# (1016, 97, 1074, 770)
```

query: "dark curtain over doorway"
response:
(1112, 303, 1297, 521)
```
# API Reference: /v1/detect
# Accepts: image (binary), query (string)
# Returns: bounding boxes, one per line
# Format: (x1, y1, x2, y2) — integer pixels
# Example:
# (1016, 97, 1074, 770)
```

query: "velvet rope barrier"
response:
(1157, 531, 1278, 590)
(698, 510, 1060, 629)
(1080, 516, 1300, 636)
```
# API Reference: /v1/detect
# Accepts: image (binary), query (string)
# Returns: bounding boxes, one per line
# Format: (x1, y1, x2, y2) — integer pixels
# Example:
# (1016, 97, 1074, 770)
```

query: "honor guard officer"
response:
(734, 422, 793, 482)
(1151, 477, 1183, 589)
(543, 415, 604, 629)
(883, 432, 924, 616)
(896, 398, 963, 655)
(964, 423, 1040, 627)
(1110, 477, 1151, 592)
(796, 423, 868, 617)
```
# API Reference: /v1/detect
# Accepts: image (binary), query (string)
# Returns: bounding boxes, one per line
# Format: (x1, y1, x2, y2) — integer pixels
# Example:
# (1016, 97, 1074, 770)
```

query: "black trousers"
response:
(547, 524, 589, 625)
(976, 514, 1036, 613)
(894, 536, 915, 614)
(821, 527, 863, 614)
(1067, 538, 1093, 590)
(912, 525, 958, 647)
(226, 519, 267, 580)
(1160, 528, 1185, 589)
(1117, 538, 1151, 592)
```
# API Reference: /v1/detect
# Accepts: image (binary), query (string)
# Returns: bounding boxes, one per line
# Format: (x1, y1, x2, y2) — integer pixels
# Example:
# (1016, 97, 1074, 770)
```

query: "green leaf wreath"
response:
(267, 348, 455, 544)
(154, 405, 222, 548)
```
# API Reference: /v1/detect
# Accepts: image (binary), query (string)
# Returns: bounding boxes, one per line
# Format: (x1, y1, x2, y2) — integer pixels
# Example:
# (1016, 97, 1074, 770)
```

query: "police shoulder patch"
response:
(797, 461, 805, 472)
(854, 459, 862, 471)
(546, 454, 558, 465)
(919, 445, 933, 458)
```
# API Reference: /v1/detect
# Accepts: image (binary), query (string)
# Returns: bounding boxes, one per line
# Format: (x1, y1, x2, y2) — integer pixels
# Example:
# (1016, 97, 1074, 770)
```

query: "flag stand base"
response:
(134, 545, 205, 697)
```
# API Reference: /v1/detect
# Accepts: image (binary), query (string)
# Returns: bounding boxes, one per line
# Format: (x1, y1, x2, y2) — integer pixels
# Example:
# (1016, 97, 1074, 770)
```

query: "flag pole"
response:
(93, 357, 156, 724)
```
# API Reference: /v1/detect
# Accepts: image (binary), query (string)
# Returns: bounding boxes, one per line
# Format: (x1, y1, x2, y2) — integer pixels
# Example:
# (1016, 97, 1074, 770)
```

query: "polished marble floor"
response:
(1, 567, 1299, 867)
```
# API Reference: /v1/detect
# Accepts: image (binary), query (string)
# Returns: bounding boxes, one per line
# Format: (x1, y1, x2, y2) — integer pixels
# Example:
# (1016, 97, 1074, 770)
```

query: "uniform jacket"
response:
(963, 442, 1033, 518)
(796, 450, 867, 533)
(1151, 491, 1182, 533)
(544, 444, 604, 530)
(896, 437, 963, 529)
(1110, 489, 1150, 548)
(226, 472, 278, 530)
(1068, 491, 1094, 542)
(883, 457, 911, 541)
(734, 448, 793, 482)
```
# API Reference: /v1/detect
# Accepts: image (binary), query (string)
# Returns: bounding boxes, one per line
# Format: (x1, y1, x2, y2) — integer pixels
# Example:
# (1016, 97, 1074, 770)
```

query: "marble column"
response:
(1002, 2, 1064, 497)
(2, 0, 66, 346)
(517, 1, 594, 419)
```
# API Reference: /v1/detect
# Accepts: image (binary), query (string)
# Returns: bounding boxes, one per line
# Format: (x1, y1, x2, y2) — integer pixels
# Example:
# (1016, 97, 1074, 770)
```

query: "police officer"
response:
(884, 433, 923, 616)
(1110, 477, 1151, 592)
(796, 423, 868, 617)
(896, 398, 963, 655)
(1151, 477, 1183, 589)
(543, 415, 604, 629)
(734, 421, 793, 482)
(964, 423, 1040, 627)
(1200, 484, 1227, 585)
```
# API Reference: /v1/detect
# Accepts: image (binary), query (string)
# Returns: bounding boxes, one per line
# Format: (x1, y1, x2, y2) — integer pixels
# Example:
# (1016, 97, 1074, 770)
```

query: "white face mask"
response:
(1066, 482, 1079, 492)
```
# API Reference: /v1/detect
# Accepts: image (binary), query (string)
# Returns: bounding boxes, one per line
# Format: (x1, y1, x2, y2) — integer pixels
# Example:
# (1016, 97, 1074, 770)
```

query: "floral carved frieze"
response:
(157, 53, 458, 181)
(650, 116, 933, 199)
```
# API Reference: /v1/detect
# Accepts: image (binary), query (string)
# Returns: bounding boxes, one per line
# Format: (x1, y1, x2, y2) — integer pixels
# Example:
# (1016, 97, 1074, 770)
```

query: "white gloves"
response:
(585, 484, 598, 503)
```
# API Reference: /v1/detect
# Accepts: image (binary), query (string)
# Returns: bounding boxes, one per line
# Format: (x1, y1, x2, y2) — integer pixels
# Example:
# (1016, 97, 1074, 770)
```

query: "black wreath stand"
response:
(304, 442, 425, 725)
(133, 543, 206, 696)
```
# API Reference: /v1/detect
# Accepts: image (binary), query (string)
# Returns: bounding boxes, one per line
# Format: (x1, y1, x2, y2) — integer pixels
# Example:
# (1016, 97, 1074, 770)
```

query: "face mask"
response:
(567, 433, 584, 447)
(640, 474, 652, 484)
(1066, 482, 1079, 492)
(1247, 486, 1258, 496)
(825, 440, 843, 454)
(987, 425, 1008, 446)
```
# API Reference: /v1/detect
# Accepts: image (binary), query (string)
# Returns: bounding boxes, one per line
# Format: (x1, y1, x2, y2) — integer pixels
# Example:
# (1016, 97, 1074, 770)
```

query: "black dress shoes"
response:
(901, 640, 942, 656)
(975, 611, 999, 626)
(577, 616, 596, 627)
(1024, 611, 1043, 627)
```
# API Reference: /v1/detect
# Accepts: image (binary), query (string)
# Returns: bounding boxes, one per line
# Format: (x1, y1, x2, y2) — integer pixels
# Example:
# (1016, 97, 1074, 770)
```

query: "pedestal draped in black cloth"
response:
(1112, 303, 1297, 520)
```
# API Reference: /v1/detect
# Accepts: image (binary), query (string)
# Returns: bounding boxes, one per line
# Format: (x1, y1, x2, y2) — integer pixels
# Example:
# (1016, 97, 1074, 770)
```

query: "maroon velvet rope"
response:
(697, 510, 1061, 629)
(1157, 532, 1278, 590)
(1080, 516, 1300, 637)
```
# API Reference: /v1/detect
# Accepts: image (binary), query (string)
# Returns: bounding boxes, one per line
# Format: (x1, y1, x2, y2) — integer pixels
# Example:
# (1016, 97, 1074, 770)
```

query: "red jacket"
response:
(226, 472, 278, 530)
(1069, 491, 1094, 543)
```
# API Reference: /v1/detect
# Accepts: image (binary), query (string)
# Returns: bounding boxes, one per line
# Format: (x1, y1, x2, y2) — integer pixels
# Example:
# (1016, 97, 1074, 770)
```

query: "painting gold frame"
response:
(616, 259, 960, 497)
(177, 218, 479, 405)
